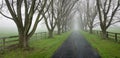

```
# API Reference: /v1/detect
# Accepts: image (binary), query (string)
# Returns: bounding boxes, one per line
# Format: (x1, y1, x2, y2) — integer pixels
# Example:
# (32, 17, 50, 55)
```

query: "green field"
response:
(94, 27, 120, 33)
(0, 32, 70, 58)
(0, 32, 56, 51)
(81, 31, 120, 58)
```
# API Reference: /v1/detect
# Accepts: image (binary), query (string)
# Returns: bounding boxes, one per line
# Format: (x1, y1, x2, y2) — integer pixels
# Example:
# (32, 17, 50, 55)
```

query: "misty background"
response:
(0, 0, 120, 37)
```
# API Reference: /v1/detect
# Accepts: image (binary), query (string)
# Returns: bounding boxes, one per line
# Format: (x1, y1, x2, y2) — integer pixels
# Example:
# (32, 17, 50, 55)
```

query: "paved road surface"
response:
(52, 31, 101, 58)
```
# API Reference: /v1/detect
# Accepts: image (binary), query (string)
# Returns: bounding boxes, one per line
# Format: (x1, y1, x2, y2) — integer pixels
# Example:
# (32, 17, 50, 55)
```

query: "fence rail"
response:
(0, 32, 50, 53)
(0, 35, 18, 53)
(31, 32, 48, 40)
(93, 31, 120, 42)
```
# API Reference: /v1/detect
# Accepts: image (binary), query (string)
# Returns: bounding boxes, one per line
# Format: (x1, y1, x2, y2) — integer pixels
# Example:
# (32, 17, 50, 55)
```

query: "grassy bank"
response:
(1, 32, 71, 58)
(81, 31, 120, 58)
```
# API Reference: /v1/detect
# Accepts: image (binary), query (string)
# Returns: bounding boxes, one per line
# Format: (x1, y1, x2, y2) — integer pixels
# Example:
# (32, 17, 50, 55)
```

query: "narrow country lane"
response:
(52, 31, 101, 58)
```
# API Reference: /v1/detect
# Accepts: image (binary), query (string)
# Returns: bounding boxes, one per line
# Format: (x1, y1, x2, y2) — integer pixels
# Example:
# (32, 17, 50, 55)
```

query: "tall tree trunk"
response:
(62, 27, 64, 33)
(101, 28, 107, 39)
(84, 26, 87, 31)
(17, 28, 32, 49)
(65, 25, 67, 32)
(48, 30, 53, 38)
(89, 27, 93, 34)
(18, 34, 30, 49)
(57, 24, 61, 35)
(57, 28, 61, 35)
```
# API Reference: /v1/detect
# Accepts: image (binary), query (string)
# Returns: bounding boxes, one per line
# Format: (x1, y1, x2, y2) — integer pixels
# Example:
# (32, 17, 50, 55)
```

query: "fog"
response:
(0, 16, 48, 36)
(0, 0, 48, 36)
(72, 13, 80, 31)
(0, 0, 120, 36)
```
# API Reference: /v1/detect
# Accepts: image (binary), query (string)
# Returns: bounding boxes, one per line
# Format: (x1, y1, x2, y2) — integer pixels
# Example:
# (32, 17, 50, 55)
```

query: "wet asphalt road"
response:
(52, 31, 101, 58)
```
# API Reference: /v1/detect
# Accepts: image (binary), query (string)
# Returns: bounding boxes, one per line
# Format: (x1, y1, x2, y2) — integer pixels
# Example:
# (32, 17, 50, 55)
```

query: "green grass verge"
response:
(1, 32, 71, 58)
(81, 31, 120, 58)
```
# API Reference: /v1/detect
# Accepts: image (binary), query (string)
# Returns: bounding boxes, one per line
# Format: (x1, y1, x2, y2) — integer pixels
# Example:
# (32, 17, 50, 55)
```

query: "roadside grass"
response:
(0, 32, 48, 49)
(81, 31, 120, 58)
(1, 32, 71, 58)
(94, 27, 120, 42)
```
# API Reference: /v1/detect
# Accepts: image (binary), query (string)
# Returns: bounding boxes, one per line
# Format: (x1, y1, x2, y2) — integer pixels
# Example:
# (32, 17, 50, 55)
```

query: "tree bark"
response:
(48, 30, 54, 38)
(57, 28, 61, 35)
(101, 30, 107, 39)
(57, 23, 61, 35)
(18, 34, 30, 49)
(89, 27, 93, 34)
(100, 26, 108, 39)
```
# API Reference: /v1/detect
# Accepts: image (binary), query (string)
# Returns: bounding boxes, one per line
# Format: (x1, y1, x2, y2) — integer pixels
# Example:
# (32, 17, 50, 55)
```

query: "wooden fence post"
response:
(97, 31, 99, 35)
(42, 33, 43, 39)
(3, 38, 5, 51)
(36, 33, 37, 40)
(115, 33, 118, 42)
(40, 33, 41, 39)
(45, 32, 47, 39)
(100, 31, 103, 37)
(106, 32, 108, 38)
(41, 33, 42, 39)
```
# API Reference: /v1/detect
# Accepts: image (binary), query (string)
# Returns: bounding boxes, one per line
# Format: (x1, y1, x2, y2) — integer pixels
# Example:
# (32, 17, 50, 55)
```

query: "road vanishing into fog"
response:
(52, 31, 101, 58)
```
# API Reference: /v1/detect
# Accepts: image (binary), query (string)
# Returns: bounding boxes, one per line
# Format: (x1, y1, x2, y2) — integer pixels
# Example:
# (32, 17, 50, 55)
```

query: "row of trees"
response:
(78, 0, 120, 39)
(0, 0, 78, 49)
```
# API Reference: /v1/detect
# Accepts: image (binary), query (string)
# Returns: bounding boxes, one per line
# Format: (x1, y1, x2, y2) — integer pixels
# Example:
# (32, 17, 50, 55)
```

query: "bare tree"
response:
(42, 0, 57, 38)
(77, 0, 89, 31)
(96, 0, 120, 39)
(86, 0, 97, 33)
(0, 0, 48, 49)
(77, 0, 98, 33)
(55, 0, 78, 34)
